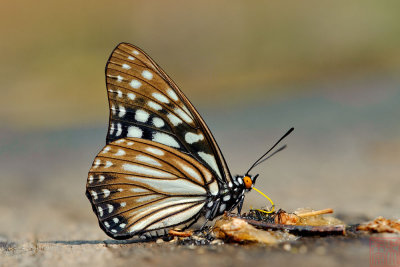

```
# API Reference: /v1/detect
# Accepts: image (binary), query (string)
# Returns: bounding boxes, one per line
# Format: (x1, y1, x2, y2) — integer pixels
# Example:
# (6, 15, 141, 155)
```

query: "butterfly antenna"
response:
(252, 144, 287, 168)
(245, 127, 294, 175)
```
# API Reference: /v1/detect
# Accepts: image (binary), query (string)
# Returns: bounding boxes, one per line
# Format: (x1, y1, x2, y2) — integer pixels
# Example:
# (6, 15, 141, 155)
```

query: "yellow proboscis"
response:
(252, 187, 275, 214)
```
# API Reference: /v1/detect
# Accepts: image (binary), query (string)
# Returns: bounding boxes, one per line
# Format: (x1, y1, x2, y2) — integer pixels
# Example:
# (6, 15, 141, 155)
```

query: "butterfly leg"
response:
(201, 199, 220, 230)
(236, 195, 245, 215)
(200, 219, 209, 231)
(210, 199, 221, 218)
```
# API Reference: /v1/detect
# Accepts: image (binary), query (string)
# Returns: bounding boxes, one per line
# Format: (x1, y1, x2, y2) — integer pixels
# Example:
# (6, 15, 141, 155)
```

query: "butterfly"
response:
(86, 43, 293, 240)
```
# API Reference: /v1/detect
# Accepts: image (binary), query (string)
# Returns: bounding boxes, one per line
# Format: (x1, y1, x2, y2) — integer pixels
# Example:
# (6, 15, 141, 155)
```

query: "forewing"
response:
(86, 137, 219, 239)
(105, 43, 231, 183)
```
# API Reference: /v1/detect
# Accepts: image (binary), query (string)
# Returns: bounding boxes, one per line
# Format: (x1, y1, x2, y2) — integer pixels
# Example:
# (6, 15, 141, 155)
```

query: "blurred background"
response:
(1, 0, 399, 241)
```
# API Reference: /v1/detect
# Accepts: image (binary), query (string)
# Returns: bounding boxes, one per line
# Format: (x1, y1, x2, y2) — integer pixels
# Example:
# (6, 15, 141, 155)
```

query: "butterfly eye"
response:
(243, 176, 253, 189)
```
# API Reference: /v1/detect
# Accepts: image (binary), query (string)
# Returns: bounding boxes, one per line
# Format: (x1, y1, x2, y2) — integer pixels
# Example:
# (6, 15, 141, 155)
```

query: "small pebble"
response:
(210, 239, 223, 245)
(283, 243, 291, 251)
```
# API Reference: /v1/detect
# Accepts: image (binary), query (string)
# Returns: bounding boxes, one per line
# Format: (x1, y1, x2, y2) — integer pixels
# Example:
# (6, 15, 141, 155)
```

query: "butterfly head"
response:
(233, 174, 259, 192)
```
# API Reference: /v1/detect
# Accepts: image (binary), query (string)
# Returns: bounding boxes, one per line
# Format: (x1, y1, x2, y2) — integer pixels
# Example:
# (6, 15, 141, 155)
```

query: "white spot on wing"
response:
(107, 75, 123, 83)
(130, 80, 142, 89)
(116, 123, 122, 136)
(115, 149, 126, 156)
(175, 108, 193, 123)
(98, 175, 105, 182)
(118, 106, 126, 118)
(88, 175, 94, 183)
(166, 88, 179, 101)
(141, 70, 153, 80)
(176, 161, 203, 184)
(133, 50, 140, 55)
(127, 126, 143, 138)
(102, 189, 110, 198)
(135, 109, 150, 123)
(197, 152, 222, 178)
(105, 161, 113, 168)
(111, 104, 116, 115)
(109, 123, 115, 135)
(136, 155, 162, 167)
(219, 203, 226, 213)
(98, 206, 103, 217)
(117, 90, 122, 98)
(145, 147, 164, 156)
(167, 113, 183, 126)
(147, 101, 162, 111)
(128, 56, 134, 60)
(107, 204, 114, 213)
(182, 106, 191, 116)
(91, 190, 98, 199)
(120, 202, 126, 207)
(127, 93, 135, 100)
(102, 146, 110, 153)
(152, 132, 180, 148)
(93, 159, 100, 168)
(152, 117, 165, 128)
(123, 163, 175, 178)
(122, 64, 131, 70)
(209, 180, 219, 196)
(185, 132, 204, 144)
(223, 195, 231, 201)
(113, 218, 119, 223)
(152, 93, 169, 103)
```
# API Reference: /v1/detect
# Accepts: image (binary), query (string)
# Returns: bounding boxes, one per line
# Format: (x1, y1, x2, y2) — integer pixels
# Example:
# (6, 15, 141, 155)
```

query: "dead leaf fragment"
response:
(357, 217, 400, 233)
(213, 215, 296, 244)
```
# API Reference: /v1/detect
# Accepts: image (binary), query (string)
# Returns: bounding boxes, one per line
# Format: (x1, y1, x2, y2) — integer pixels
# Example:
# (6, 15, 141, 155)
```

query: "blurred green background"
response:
(1, 0, 399, 239)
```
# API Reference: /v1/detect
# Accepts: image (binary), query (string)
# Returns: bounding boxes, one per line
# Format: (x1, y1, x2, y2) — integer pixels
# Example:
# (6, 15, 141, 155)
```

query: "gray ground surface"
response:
(1, 234, 377, 267)
(1, 79, 399, 266)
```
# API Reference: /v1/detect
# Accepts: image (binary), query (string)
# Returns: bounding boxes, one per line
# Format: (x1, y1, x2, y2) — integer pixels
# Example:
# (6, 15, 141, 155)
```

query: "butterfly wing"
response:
(86, 137, 219, 239)
(105, 43, 232, 184)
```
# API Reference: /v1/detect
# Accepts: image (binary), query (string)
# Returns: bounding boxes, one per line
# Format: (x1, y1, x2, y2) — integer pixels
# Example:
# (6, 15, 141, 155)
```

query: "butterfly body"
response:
(86, 43, 259, 240)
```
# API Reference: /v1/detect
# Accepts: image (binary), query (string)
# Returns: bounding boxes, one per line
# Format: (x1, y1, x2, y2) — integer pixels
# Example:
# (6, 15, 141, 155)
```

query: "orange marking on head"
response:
(243, 176, 252, 189)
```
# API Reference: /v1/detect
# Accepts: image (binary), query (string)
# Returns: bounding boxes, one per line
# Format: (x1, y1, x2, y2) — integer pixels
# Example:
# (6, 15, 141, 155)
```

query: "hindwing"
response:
(86, 137, 219, 239)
